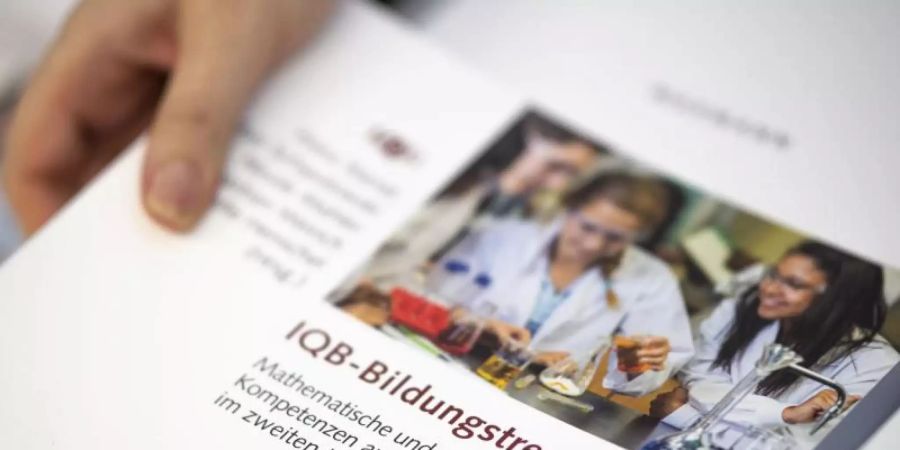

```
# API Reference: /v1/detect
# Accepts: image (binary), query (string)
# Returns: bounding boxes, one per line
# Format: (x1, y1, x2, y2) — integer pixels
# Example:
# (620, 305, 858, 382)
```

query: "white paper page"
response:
(0, 2, 611, 449)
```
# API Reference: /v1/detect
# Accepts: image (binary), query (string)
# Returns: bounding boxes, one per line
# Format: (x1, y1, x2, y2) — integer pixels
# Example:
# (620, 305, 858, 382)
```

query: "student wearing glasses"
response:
(650, 241, 898, 444)
(327, 115, 602, 319)
(437, 172, 694, 396)
(335, 113, 602, 288)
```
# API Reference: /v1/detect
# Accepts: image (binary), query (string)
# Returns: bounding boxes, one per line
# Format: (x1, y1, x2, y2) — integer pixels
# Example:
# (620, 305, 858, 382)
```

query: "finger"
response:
(811, 398, 830, 412)
(642, 336, 669, 347)
(142, 0, 332, 231)
(2, 2, 166, 234)
(819, 390, 838, 405)
(639, 343, 670, 357)
(637, 347, 669, 358)
(822, 392, 848, 410)
(638, 355, 668, 368)
(640, 354, 667, 364)
(542, 355, 561, 365)
(642, 358, 667, 370)
(843, 395, 861, 410)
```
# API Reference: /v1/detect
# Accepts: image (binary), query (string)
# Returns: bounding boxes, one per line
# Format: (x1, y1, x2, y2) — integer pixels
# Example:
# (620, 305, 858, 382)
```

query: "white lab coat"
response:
(438, 218, 694, 396)
(365, 183, 491, 284)
(326, 183, 490, 303)
(665, 298, 899, 447)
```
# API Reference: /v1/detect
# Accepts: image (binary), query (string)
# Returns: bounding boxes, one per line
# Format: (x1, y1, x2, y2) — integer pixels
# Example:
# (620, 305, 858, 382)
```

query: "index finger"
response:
(843, 395, 861, 410)
(141, 0, 333, 230)
(642, 336, 670, 348)
(2, 2, 167, 234)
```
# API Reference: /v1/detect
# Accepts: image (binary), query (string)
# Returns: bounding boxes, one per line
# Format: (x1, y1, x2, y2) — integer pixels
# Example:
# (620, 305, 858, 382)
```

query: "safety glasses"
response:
(762, 267, 827, 294)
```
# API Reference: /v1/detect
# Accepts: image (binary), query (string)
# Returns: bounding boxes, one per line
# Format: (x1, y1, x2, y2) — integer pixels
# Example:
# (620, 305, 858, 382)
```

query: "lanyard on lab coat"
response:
(523, 241, 624, 328)
(525, 276, 574, 336)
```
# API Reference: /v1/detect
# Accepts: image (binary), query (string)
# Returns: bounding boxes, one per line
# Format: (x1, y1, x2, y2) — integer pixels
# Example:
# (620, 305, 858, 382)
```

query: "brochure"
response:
(1, 2, 896, 449)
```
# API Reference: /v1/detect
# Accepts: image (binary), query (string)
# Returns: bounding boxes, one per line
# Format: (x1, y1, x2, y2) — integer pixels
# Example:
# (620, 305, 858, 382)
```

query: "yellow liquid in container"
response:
(476, 354, 525, 389)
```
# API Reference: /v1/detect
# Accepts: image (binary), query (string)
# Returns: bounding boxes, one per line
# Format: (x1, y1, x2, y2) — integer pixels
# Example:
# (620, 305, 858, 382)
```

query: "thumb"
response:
(142, 0, 331, 231)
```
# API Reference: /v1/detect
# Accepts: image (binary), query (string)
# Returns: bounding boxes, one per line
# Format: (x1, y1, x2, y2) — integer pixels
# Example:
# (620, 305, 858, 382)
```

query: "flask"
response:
(539, 336, 612, 397)
(641, 343, 844, 450)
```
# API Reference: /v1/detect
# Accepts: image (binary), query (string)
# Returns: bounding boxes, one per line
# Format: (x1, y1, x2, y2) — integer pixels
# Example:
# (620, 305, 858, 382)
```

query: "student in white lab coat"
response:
(330, 113, 603, 302)
(439, 172, 694, 397)
(650, 241, 899, 446)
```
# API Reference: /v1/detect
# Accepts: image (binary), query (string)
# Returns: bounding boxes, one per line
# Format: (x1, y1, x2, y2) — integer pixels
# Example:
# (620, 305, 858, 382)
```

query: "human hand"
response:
(533, 351, 570, 367)
(649, 386, 689, 418)
(616, 335, 670, 372)
(782, 389, 860, 424)
(486, 319, 531, 345)
(636, 336, 671, 370)
(2, 0, 333, 234)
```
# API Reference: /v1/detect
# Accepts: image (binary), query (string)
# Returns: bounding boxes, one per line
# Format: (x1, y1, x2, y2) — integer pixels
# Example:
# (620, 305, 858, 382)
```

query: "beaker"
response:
(539, 336, 612, 397)
(476, 340, 534, 390)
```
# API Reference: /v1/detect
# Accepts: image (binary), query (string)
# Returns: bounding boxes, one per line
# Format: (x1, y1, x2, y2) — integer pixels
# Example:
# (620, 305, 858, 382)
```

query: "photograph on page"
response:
(324, 109, 900, 449)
